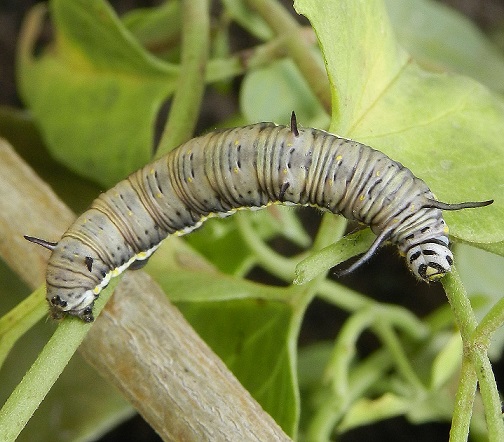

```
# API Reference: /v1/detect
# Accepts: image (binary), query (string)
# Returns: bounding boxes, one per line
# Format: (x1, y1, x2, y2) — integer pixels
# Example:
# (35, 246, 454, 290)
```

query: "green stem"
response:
(373, 319, 424, 389)
(442, 267, 477, 341)
(474, 296, 504, 341)
(312, 213, 346, 252)
(318, 279, 371, 311)
(0, 286, 47, 369)
(236, 211, 299, 282)
(449, 356, 477, 442)
(0, 280, 117, 441)
(443, 268, 477, 442)
(324, 307, 376, 395)
(245, 0, 331, 113)
(156, 0, 210, 158)
(294, 229, 376, 285)
(469, 344, 504, 441)
(306, 348, 393, 441)
(443, 268, 504, 441)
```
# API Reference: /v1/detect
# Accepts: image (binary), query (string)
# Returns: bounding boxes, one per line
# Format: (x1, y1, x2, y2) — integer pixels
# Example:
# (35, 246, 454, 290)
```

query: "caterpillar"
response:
(25, 113, 492, 322)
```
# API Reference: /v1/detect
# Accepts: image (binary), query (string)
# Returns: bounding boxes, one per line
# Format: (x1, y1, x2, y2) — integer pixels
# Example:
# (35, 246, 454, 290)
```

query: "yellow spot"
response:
(111, 269, 120, 277)
(376, 170, 381, 177)
(234, 140, 240, 146)
(156, 193, 162, 198)
(187, 176, 193, 183)
(93, 287, 101, 294)
(426, 267, 445, 281)
(443, 226, 449, 234)
(283, 168, 288, 174)
(137, 252, 147, 259)
(336, 155, 342, 161)
(359, 195, 365, 201)
(287, 142, 293, 147)
(128, 211, 133, 216)
(150, 168, 155, 175)
(234, 167, 239, 174)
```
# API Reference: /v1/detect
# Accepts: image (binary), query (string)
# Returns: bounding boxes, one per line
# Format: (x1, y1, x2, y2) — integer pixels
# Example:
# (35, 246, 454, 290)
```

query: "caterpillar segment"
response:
(25, 114, 493, 321)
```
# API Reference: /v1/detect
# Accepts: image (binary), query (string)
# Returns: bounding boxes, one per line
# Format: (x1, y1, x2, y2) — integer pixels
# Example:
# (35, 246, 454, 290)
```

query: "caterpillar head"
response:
(406, 239, 453, 282)
(47, 288, 96, 322)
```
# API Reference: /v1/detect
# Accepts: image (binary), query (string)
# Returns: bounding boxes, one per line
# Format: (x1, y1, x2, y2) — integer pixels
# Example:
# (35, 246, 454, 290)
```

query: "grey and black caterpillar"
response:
(25, 113, 492, 322)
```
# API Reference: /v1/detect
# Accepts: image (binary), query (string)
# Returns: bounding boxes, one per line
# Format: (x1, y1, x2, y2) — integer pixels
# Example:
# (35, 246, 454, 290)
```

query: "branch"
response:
(0, 138, 291, 441)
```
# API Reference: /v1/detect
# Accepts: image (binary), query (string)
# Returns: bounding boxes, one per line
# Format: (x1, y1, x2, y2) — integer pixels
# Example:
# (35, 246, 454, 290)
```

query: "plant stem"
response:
(449, 356, 477, 442)
(474, 296, 504, 341)
(0, 281, 117, 442)
(0, 286, 47, 369)
(245, 0, 331, 113)
(293, 229, 376, 285)
(318, 280, 371, 311)
(469, 345, 504, 441)
(373, 320, 424, 389)
(442, 267, 478, 340)
(443, 268, 504, 441)
(156, 0, 210, 158)
(236, 211, 299, 281)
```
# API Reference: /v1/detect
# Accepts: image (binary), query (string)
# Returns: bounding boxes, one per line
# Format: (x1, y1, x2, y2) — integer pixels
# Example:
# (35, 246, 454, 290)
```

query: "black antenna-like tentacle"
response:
(336, 229, 392, 277)
(423, 199, 493, 211)
(23, 235, 58, 251)
(290, 111, 299, 137)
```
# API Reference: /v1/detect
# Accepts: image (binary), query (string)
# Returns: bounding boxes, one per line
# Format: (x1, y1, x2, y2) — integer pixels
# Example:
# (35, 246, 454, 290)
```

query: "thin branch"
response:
(156, 0, 210, 158)
(246, 0, 331, 113)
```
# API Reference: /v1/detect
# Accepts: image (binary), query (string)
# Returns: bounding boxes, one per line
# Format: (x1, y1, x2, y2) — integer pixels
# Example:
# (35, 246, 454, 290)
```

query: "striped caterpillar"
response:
(25, 113, 492, 322)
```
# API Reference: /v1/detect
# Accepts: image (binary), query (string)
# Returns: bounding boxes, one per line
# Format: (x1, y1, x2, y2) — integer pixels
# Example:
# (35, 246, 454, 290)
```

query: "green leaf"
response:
(178, 297, 299, 437)
(338, 392, 414, 432)
(122, 0, 182, 61)
(145, 231, 301, 434)
(185, 207, 310, 276)
(0, 106, 101, 212)
(184, 218, 256, 275)
(240, 58, 329, 128)
(430, 332, 462, 390)
(294, 0, 409, 134)
(221, 0, 273, 41)
(294, 0, 504, 246)
(157, 268, 291, 303)
(18, 0, 178, 187)
(385, 0, 504, 93)
(353, 71, 503, 244)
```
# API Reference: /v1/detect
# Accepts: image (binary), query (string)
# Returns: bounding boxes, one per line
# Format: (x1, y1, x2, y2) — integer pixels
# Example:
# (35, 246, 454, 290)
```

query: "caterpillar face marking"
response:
(25, 113, 493, 321)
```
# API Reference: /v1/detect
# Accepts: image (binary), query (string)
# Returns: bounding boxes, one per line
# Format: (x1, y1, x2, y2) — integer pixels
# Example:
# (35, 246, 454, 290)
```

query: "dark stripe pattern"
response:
(41, 121, 488, 321)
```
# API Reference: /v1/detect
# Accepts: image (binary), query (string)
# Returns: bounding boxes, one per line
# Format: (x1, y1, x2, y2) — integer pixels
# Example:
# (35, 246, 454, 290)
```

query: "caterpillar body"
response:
(25, 113, 492, 322)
